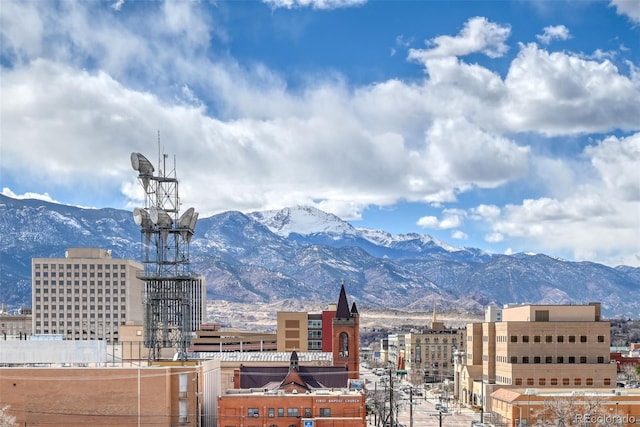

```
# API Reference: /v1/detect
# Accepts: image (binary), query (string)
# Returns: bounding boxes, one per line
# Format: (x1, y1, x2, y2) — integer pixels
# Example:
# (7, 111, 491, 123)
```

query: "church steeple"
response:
(336, 280, 350, 320)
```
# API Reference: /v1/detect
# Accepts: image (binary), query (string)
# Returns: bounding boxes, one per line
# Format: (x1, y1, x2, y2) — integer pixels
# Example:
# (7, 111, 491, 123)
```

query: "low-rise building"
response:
(217, 351, 365, 427)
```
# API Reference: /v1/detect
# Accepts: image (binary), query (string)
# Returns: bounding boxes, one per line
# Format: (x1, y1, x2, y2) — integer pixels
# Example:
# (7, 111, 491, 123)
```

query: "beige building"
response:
(458, 302, 617, 419)
(278, 311, 313, 351)
(0, 307, 32, 338)
(383, 308, 466, 385)
(32, 248, 144, 342)
(1, 361, 221, 427)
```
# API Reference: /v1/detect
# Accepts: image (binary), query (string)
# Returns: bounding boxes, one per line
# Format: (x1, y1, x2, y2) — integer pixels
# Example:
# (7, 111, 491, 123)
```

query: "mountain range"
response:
(1, 194, 639, 318)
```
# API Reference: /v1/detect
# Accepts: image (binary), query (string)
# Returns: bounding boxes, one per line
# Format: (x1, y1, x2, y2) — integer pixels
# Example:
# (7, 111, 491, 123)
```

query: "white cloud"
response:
(451, 230, 468, 240)
(479, 133, 640, 266)
(262, 0, 366, 10)
(1, 188, 59, 204)
(1, 2, 639, 266)
(408, 17, 510, 61)
(485, 232, 504, 243)
(610, 0, 640, 23)
(503, 43, 640, 136)
(536, 25, 570, 45)
(417, 209, 465, 230)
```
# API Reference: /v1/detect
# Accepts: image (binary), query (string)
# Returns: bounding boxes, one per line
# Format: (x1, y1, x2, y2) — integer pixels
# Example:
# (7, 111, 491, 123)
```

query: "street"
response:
(363, 364, 483, 427)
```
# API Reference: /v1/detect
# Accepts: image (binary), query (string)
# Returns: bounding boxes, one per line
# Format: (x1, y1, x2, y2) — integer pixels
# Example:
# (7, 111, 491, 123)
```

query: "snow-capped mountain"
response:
(1, 194, 639, 318)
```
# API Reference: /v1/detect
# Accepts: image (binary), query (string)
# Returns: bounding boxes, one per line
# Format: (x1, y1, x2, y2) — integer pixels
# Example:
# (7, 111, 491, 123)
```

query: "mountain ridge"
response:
(1, 194, 638, 318)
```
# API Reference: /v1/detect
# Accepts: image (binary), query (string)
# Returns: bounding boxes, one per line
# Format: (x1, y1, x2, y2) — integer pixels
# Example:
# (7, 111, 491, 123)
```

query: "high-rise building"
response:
(32, 248, 144, 342)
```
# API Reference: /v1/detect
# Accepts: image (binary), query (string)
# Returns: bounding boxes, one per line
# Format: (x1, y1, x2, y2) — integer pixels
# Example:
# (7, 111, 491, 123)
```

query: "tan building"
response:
(32, 248, 144, 342)
(0, 307, 32, 338)
(491, 387, 640, 427)
(278, 311, 312, 351)
(384, 307, 466, 385)
(458, 302, 617, 419)
(0, 361, 221, 427)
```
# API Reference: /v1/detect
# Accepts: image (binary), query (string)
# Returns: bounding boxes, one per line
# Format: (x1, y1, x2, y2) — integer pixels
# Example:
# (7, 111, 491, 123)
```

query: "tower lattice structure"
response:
(131, 150, 200, 361)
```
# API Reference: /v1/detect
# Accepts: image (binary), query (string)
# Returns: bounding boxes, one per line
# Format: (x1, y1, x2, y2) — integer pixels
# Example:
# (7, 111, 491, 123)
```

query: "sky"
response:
(1, 0, 639, 268)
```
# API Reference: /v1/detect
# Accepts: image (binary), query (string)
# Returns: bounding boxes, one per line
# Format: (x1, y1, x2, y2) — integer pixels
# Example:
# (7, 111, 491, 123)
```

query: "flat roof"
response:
(194, 351, 333, 363)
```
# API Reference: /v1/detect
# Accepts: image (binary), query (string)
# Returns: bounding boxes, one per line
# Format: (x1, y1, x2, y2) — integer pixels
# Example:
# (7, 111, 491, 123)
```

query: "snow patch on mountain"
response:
(249, 206, 357, 238)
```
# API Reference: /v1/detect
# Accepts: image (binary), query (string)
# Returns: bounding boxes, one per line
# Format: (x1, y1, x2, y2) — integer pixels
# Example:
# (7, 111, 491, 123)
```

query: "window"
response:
(557, 356, 564, 363)
(534, 356, 541, 364)
(522, 356, 529, 364)
(550, 378, 558, 386)
(304, 408, 311, 418)
(545, 335, 553, 343)
(268, 408, 274, 418)
(580, 335, 587, 343)
(586, 378, 593, 386)
(527, 378, 534, 386)
(545, 356, 553, 364)
(522, 335, 529, 343)
(563, 378, 570, 385)
(580, 356, 587, 363)
(515, 378, 522, 385)
(597, 335, 605, 343)
(278, 408, 284, 417)
(510, 356, 517, 363)
(319, 408, 331, 417)
(604, 378, 611, 386)
(574, 378, 581, 386)
(247, 408, 259, 417)
(539, 378, 546, 386)
(569, 356, 576, 363)
(339, 332, 349, 358)
(510, 335, 518, 343)
(534, 335, 541, 343)
(557, 335, 564, 343)
(597, 356, 604, 363)
(287, 408, 299, 417)
(569, 335, 576, 343)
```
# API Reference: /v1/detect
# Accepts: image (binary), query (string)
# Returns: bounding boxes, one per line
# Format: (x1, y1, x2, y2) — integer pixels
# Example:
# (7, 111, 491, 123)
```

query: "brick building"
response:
(217, 351, 365, 427)
(277, 282, 360, 380)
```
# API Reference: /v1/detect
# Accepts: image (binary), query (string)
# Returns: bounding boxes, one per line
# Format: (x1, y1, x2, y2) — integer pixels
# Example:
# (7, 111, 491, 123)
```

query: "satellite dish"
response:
(133, 207, 151, 227)
(178, 207, 195, 228)
(130, 152, 155, 175)
(149, 206, 172, 227)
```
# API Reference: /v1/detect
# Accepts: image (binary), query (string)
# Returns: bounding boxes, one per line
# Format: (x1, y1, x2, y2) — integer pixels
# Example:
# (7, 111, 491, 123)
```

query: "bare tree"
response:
(534, 395, 616, 427)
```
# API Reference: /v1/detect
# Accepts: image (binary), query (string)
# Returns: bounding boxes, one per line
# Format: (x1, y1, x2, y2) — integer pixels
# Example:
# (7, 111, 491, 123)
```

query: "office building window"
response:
(580, 336, 587, 343)
(597, 335, 605, 343)
(247, 408, 259, 417)
(319, 408, 331, 417)
(557, 335, 564, 343)
(287, 408, 298, 417)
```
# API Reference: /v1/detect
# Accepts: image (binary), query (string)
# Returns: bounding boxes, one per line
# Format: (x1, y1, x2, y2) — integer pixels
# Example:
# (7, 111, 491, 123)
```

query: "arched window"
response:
(339, 332, 349, 358)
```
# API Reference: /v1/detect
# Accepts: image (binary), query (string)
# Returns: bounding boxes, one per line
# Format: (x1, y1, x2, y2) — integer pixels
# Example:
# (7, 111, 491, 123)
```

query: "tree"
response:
(533, 395, 615, 426)
(0, 405, 17, 427)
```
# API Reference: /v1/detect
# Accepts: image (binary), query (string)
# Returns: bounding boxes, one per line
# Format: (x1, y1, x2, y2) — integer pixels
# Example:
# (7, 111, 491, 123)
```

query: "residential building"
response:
(458, 302, 617, 419)
(32, 248, 144, 342)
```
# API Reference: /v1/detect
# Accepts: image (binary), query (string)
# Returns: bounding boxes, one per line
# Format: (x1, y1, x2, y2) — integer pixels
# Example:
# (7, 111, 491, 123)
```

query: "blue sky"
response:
(1, 0, 639, 267)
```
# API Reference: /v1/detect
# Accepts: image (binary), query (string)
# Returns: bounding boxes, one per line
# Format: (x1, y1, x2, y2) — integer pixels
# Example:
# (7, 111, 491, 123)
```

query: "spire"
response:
(350, 301, 359, 316)
(336, 280, 350, 319)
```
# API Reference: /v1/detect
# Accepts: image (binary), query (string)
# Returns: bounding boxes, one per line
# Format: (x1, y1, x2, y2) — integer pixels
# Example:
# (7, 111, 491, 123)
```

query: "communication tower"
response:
(130, 148, 202, 361)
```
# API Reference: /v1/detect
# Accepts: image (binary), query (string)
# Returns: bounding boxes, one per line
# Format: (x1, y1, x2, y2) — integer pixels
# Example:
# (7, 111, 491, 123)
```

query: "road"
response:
(363, 364, 484, 427)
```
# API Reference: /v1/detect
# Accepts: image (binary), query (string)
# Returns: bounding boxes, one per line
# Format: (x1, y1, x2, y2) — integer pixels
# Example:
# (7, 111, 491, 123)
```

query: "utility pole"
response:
(429, 411, 450, 427)
(409, 387, 413, 427)
(389, 368, 394, 426)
